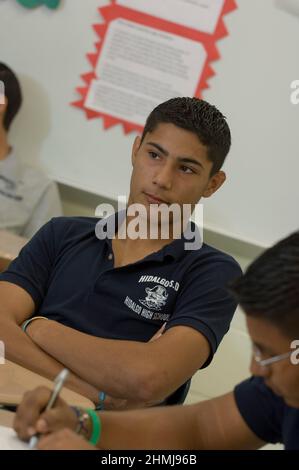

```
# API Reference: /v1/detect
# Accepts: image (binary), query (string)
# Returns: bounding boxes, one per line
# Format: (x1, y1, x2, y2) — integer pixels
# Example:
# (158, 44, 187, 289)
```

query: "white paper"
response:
(85, 19, 207, 126)
(117, 0, 225, 34)
(0, 426, 29, 450)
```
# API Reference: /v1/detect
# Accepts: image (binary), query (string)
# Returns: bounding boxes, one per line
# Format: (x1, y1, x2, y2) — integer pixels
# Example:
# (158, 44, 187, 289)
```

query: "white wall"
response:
(0, 0, 298, 248)
(203, 0, 299, 248)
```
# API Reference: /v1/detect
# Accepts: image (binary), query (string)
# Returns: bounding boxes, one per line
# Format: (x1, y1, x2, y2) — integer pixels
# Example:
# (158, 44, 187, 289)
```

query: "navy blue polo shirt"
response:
(0, 213, 241, 368)
(234, 377, 299, 449)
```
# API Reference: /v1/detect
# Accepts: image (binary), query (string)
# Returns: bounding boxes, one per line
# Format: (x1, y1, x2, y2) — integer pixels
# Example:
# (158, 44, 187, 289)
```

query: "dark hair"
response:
(0, 63, 22, 131)
(141, 97, 231, 175)
(230, 232, 299, 337)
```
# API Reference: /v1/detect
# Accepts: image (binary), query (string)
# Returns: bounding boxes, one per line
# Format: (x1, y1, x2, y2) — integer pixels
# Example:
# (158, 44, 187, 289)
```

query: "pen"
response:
(28, 368, 69, 449)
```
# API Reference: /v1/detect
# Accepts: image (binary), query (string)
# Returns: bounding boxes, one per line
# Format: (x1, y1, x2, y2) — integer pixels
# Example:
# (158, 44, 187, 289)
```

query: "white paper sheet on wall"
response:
(116, 0, 225, 34)
(0, 426, 29, 450)
(85, 19, 207, 125)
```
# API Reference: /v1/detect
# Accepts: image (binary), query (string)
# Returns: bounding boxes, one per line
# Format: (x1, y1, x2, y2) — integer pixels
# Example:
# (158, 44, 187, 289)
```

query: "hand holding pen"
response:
(28, 368, 70, 449)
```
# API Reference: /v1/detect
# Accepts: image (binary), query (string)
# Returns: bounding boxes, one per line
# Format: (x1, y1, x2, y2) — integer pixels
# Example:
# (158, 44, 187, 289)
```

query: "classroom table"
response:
(0, 230, 27, 272)
(0, 360, 94, 410)
(0, 410, 14, 428)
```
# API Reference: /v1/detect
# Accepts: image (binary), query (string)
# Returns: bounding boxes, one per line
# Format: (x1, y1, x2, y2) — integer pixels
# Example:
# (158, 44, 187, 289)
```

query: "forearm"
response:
(30, 320, 156, 402)
(0, 318, 99, 403)
(97, 404, 198, 450)
(28, 320, 208, 406)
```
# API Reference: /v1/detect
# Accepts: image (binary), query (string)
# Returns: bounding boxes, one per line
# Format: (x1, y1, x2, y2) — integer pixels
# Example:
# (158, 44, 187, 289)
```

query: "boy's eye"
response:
(149, 152, 159, 159)
(181, 166, 194, 174)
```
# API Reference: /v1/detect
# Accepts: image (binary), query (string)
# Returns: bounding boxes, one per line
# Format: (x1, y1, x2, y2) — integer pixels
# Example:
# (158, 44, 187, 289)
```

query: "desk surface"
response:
(0, 230, 27, 259)
(0, 360, 93, 409)
(0, 410, 14, 428)
(0, 230, 28, 272)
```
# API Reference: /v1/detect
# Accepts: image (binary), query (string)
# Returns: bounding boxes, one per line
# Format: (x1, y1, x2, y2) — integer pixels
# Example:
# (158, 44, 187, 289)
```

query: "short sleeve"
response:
(234, 377, 284, 444)
(167, 257, 242, 367)
(0, 220, 57, 308)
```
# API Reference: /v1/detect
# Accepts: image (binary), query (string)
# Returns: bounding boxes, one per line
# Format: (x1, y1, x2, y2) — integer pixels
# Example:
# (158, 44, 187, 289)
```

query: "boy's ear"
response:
(131, 136, 141, 166)
(203, 171, 226, 198)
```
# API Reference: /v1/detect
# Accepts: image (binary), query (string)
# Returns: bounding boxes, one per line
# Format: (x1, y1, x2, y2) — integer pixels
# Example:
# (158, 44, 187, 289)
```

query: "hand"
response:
(37, 429, 96, 450)
(100, 323, 167, 410)
(14, 386, 78, 442)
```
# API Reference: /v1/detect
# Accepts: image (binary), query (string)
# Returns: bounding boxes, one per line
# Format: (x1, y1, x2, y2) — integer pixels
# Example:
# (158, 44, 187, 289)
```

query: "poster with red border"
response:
(73, 0, 237, 134)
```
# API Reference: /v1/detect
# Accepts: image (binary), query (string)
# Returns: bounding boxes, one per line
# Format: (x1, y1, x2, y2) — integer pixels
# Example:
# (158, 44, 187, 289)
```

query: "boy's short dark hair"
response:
(0, 63, 22, 131)
(230, 232, 299, 337)
(141, 97, 231, 176)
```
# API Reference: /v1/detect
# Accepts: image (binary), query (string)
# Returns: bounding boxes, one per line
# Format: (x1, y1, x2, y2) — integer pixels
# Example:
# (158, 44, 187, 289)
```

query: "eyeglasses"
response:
(252, 345, 292, 367)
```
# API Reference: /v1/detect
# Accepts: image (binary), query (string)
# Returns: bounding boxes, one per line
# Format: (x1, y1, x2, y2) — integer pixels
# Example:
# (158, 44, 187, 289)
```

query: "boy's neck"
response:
(0, 127, 10, 161)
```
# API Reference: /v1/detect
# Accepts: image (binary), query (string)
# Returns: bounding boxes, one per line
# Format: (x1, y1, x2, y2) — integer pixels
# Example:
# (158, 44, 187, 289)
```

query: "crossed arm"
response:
(0, 282, 99, 402)
(0, 281, 210, 406)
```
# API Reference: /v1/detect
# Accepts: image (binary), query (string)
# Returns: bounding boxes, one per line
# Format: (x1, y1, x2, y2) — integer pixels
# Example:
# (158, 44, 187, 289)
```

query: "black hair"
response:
(141, 97, 231, 175)
(0, 63, 22, 131)
(230, 232, 299, 337)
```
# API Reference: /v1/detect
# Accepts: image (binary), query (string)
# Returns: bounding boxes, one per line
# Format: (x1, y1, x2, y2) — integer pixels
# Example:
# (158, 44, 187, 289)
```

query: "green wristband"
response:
(86, 408, 101, 445)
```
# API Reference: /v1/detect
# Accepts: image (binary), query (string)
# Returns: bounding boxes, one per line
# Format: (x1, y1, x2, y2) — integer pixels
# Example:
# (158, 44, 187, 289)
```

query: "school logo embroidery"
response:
(139, 285, 168, 311)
